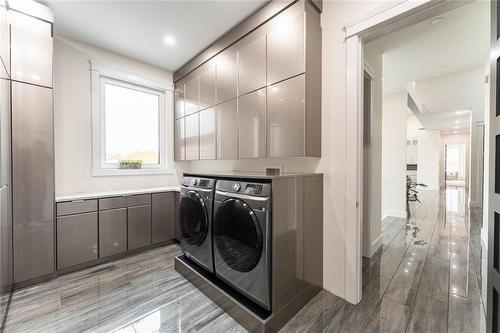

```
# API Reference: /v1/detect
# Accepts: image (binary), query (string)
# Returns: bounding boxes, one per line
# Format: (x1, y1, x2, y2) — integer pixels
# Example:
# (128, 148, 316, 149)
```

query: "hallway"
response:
(282, 187, 486, 332)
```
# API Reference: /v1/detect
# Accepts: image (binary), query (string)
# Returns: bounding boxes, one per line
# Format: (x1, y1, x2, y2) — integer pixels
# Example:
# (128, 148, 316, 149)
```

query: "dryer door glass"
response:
(180, 191, 208, 246)
(214, 198, 263, 272)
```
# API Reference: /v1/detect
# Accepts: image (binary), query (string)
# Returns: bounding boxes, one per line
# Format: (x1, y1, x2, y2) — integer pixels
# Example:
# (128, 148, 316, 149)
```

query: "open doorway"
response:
(357, 1, 489, 329)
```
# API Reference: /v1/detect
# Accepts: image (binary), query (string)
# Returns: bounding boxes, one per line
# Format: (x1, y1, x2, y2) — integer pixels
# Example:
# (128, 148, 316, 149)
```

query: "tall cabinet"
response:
(5, 1, 54, 286)
(173, 1, 321, 161)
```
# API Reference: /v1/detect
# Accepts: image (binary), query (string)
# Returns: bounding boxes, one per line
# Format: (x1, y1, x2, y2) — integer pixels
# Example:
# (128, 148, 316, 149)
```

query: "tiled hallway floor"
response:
(0, 187, 485, 332)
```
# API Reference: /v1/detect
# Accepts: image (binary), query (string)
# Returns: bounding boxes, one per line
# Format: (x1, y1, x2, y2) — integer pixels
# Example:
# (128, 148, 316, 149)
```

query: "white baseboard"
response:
(387, 209, 407, 219)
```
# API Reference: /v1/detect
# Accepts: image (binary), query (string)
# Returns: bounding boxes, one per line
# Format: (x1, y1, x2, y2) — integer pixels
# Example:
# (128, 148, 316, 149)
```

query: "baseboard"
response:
(387, 209, 407, 219)
(370, 234, 383, 257)
(381, 214, 389, 221)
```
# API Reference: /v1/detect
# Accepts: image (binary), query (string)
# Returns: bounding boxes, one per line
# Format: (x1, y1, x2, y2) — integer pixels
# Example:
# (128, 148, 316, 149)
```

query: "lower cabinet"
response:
(99, 208, 127, 257)
(152, 192, 174, 244)
(174, 192, 181, 242)
(128, 204, 152, 250)
(56, 212, 98, 270)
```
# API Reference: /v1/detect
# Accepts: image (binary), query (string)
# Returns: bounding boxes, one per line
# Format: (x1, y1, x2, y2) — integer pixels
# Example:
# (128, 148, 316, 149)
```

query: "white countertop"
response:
(55, 186, 180, 202)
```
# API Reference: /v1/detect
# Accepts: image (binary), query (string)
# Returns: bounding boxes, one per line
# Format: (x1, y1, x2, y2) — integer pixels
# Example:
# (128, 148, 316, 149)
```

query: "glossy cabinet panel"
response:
(184, 76, 199, 115)
(174, 86, 185, 119)
(199, 107, 216, 160)
(57, 200, 97, 216)
(0, 78, 11, 292)
(185, 112, 199, 160)
(9, 11, 52, 87)
(216, 99, 238, 159)
(151, 192, 174, 244)
(174, 117, 185, 161)
(237, 35, 266, 96)
(99, 208, 127, 258)
(199, 64, 216, 110)
(215, 48, 237, 103)
(173, 192, 181, 242)
(267, 13, 305, 85)
(57, 212, 98, 269)
(238, 89, 266, 158)
(12, 82, 54, 283)
(267, 75, 305, 157)
(127, 204, 151, 250)
(0, 3, 9, 79)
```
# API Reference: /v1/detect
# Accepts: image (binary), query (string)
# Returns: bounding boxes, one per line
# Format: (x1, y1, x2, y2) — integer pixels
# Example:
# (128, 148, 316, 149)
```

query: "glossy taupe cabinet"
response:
(238, 89, 266, 158)
(173, 192, 181, 242)
(174, 88, 184, 119)
(12, 82, 54, 284)
(57, 212, 98, 269)
(199, 107, 216, 160)
(184, 75, 199, 116)
(152, 192, 175, 244)
(217, 99, 238, 159)
(99, 208, 127, 258)
(185, 112, 199, 160)
(174, 117, 185, 161)
(237, 34, 266, 96)
(173, 1, 321, 161)
(215, 48, 237, 104)
(128, 204, 152, 250)
(10, 11, 53, 88)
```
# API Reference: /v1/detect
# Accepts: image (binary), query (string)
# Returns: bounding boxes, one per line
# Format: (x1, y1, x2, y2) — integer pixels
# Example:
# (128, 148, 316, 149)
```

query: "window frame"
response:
(91, 62, 174, 176)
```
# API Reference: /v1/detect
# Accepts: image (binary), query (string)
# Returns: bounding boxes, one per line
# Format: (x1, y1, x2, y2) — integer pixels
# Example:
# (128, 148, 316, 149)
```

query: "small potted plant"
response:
(119, 160, 142, 169)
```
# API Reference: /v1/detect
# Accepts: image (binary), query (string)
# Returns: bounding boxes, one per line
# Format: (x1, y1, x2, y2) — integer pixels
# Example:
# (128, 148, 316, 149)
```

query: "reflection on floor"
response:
(0, 187, 485, 332)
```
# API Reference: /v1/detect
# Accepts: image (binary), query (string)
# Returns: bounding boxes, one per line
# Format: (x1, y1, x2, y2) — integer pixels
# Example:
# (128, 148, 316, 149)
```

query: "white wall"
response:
(381, 92, 407, 219)
(440, 133, 470, 188)
(417, 129, 442, 190)
(54, 37, 180, 195)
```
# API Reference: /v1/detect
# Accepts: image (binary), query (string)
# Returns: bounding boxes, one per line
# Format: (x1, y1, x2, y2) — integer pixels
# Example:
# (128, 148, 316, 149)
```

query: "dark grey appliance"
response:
(180, 176, 215, 273)
(213, 179, 272, 310)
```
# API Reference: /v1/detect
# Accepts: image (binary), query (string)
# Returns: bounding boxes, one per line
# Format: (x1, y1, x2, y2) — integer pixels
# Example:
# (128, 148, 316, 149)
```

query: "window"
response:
(91, 63, 174, 176)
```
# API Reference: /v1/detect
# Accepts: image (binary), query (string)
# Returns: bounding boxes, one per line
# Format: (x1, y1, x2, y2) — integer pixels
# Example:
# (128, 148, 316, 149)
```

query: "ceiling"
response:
(366, 0, 489, 95)
(40, 0, 268, 72)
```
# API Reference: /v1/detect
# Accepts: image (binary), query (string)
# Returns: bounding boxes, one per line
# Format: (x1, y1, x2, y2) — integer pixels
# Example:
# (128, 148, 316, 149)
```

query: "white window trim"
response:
(90, 61, 175, 176)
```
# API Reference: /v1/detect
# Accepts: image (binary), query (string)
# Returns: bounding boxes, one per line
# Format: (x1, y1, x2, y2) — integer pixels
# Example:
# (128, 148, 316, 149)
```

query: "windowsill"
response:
(92, 168, 175, 177)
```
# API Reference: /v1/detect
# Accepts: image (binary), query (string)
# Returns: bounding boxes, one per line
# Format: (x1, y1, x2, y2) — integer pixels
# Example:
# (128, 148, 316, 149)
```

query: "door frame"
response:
(344, 0, 471, 304)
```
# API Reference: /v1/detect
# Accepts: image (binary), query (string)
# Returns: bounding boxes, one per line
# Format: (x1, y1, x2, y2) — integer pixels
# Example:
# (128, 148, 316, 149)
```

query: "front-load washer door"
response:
(180, 190, 209, 247)
(213, 198, 263, 273)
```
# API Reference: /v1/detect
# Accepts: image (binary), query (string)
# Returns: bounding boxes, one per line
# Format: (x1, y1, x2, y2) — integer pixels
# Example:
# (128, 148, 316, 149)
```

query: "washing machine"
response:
(180, 176, 216, 273)
(212, 179, 272, 310)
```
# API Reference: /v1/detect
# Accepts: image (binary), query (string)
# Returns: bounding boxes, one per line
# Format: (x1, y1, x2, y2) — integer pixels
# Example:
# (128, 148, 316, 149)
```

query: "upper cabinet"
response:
(215, 48, 237, 104)
(237, 34, 266, 96)
(174, 86, 185, 119)
(267, 13, 305, 85)
(198, 63, 216, 110)
(9, 11, 53, 88)
(173, 1, 321, 161)
(0, 1, 9, 79)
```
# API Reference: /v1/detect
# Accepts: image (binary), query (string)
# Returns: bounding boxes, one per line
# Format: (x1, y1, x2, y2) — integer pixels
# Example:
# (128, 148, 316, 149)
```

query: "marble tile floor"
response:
(0, 187, 485, 332)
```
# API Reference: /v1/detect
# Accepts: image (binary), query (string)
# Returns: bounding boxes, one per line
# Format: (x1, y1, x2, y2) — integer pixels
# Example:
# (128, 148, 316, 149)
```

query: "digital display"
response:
(245, 184, 263, 195)
(198, 179, 209, 187)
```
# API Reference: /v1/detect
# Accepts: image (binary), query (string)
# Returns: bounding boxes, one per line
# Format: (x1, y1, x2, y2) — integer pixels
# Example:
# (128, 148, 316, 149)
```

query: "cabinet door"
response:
(185, 112, 199, 160)
(12, 82, 54, 283)
(237, 35, 266, 96)
(238, 89, 266, 158)
(216, 99, 238, 159)
(127, 205, 152, 250)
(215, 48, 237, 103)
(173, 192, 181, 242)
(199, 64, 216, 110)
(57, 212, 98, 269)
(0, 2, 8, 79)
(151, 192, 174, 244)
(99, 208, 127, 258)
(267, 13, 305, 85)
(267, 74, 305, 157)
(174, 85, 185, 119)
(9, 11, 53, 88)
(199, 108, 216, 160)
(174, 117, 185, 161)
(184, 76, 199, 115)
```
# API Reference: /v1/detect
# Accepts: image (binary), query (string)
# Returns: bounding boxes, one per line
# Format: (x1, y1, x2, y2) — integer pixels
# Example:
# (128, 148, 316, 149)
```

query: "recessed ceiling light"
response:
(430, 17, 445, 25)
(164, 35, 176, 46)
(454, 120, 460, 124)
